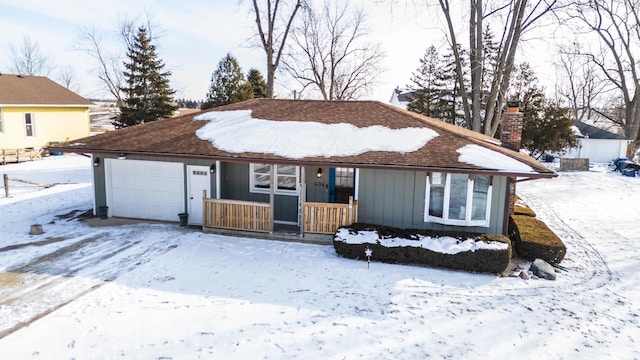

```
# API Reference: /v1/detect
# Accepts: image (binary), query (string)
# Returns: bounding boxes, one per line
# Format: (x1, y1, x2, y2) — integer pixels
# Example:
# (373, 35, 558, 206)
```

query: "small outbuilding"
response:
(564, 121, 631, 163)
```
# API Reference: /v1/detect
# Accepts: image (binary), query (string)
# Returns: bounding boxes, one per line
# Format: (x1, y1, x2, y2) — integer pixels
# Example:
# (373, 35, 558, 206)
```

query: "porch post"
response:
(202, 189, 208, 228)
(300, 167, 306, 237)
(215, 160, 221, 199)
(354, 168, 360, 221)
(354, 168, 360, 200)
(269, 165, 274, 233)
(347, 196, 353, 224)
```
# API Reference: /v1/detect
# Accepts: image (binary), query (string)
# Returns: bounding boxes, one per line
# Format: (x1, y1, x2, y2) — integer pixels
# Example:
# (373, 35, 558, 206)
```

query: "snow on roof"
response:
(194, 110, 439, 159)
(571, 125, 584, 138)
(457, 144, 535, 173)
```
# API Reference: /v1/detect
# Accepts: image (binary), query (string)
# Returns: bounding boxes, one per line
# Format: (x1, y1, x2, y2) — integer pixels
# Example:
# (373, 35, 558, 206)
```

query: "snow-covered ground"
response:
(0, 155, 638, 359)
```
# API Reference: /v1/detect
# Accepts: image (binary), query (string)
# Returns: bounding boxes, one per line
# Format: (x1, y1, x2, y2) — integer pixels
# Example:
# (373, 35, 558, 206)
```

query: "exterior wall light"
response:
(316, 168, 323, 178)
(210, 163, 216, 174)
(93, 157, 100, 167)
(117, 153, 127, 160)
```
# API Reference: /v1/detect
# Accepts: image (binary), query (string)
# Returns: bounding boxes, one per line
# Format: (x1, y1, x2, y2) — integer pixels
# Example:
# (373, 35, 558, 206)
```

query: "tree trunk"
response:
(483, 0, 526, 136)
(439, 0, 472, 127)
(469, 0, 483, 132)
(252, 0, 302, 99)
(626, 91, 640, 154)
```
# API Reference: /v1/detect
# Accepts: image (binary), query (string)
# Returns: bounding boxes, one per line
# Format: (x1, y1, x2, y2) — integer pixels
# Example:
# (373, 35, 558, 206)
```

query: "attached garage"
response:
(105, 159, 185, 221)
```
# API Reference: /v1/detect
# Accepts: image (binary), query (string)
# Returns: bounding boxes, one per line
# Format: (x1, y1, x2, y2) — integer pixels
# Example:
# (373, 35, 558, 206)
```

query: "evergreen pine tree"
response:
(408, 44, 468, 126)
(202, 54, 253, 110)
(480, 26, 500, 115)
(247, 68, 267, 98)
(510, 63, 577, 158)
(439, 45, 468, 126)
(115, 26, 176, 128)
(407, 46, 444, 118)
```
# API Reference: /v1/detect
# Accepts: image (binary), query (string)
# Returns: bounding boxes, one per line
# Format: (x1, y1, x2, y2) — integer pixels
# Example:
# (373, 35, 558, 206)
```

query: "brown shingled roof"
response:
(0, 73, 94, 106)
(54, 98, 555, 178)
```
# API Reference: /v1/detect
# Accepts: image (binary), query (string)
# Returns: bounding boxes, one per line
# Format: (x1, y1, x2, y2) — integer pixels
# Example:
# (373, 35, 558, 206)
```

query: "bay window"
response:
(425, 172, 492, 226)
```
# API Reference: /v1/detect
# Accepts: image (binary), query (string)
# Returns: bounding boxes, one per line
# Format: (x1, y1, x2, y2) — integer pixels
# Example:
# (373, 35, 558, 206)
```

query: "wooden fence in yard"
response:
(303, 196, 357, 234)
(203, 198, 272, 233)
(3, 174, 54, 197)
(1, 149, 44, 165)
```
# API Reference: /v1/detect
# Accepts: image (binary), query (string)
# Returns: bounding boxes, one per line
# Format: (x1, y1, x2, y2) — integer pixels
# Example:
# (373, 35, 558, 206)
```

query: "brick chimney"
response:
(500, 100, 524, 227)
(500, 100, 524, 152)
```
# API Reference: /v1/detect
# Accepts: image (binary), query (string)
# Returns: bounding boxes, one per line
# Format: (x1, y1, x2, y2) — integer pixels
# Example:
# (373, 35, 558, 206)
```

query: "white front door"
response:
(187, 165, 211, 225)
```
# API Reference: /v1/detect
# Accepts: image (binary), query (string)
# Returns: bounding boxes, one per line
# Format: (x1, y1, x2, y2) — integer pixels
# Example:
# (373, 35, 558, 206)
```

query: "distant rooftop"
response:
(0, 73, 94, 106)
(573, 121, 628, 140)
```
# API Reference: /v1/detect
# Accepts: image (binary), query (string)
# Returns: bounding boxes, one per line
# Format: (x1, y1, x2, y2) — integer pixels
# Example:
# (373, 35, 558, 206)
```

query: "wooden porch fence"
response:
(303, 196, 357, 234)
(202, 191, 357, 235)
(203, 197, 272, 233)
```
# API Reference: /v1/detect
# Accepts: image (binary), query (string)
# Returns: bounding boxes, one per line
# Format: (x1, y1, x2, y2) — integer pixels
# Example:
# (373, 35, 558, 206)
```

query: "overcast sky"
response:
(0, 0, 560, 103)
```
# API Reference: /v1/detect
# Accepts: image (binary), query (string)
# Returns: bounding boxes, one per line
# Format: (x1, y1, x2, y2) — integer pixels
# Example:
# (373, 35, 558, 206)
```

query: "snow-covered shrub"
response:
(333, 224, 512, 274)
(509, 215, 566, 264)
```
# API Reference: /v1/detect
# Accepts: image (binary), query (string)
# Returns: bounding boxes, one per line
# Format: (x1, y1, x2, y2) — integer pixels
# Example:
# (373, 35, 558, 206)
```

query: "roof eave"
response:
(51, 147, 557, 179)
(0, 103, 94, 107)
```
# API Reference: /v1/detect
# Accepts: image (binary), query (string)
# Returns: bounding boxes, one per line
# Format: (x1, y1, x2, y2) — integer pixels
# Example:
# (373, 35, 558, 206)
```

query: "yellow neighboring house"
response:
(0, 73, 93, 150)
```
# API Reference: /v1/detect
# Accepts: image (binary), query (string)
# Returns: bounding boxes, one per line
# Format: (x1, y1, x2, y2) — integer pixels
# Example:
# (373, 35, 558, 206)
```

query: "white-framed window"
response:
(425, 172, 492, 226)
(0, 108, 4, 133)
(25, 113, 35, 137)
(250, 163, 299, 196)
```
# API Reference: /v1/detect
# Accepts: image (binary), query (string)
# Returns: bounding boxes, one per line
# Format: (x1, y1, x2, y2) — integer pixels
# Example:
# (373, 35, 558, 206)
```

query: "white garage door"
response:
(106, 159, 185, 221)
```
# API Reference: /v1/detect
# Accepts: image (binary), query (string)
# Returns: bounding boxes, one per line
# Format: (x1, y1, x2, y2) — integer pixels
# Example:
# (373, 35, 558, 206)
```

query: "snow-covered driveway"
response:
(0, 156, 638, 359)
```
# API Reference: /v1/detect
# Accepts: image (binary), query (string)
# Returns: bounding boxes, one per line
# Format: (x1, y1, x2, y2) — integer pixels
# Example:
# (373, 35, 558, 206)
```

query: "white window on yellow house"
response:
(249, 163, 299, 196)
(25, 113, 35, 137)
(0, 107, 4, 133)
(425, 172, 492, 227)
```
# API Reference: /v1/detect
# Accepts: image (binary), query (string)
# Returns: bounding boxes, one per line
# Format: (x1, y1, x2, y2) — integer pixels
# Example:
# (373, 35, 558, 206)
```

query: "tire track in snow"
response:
(517, 189, 613, 288)
(0, 227, 180, 339)
(395, 182, 613, 299)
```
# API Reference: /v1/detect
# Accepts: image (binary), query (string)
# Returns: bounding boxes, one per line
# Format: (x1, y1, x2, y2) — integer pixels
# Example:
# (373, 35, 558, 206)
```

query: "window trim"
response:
(334, 167, 355, 188)
(249, 163, 299, 196)
(24, 113, 35, 137)
(424, 172, 492, 227)
(0, 107, 4, 133)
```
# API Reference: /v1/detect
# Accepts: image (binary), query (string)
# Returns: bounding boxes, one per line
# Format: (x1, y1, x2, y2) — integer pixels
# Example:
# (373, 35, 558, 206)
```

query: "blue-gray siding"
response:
(220, 162, 298, 223)
(356, 169, 507, 234)
(92, 157, 507, 233)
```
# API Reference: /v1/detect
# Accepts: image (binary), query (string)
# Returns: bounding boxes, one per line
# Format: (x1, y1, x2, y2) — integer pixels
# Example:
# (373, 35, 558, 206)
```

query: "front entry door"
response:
(330, 167, 355, 204)
(187, 165, 211, 225)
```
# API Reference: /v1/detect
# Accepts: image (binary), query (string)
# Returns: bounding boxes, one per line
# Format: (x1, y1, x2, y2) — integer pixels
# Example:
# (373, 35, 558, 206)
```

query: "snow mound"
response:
(194, 110, 439, 159)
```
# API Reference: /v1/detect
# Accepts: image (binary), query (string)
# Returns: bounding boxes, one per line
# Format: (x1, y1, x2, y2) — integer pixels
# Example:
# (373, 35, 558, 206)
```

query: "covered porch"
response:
(202, 195, 357, 235)
(199, 162, 358, 240)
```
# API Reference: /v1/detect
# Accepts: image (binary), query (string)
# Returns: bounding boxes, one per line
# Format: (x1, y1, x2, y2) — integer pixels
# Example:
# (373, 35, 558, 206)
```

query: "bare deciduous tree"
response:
(76, 26, 126, 105)
(436, 0, 559, 135)
(283, 1, 384, 100)
(8, 35, 54, 76)
(251, 0, 303, 98)
(555, 42, 606, 124)
(57, 65, 78, 91)
(569, 0, 640, 149)
(76, 14, 157, 105)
